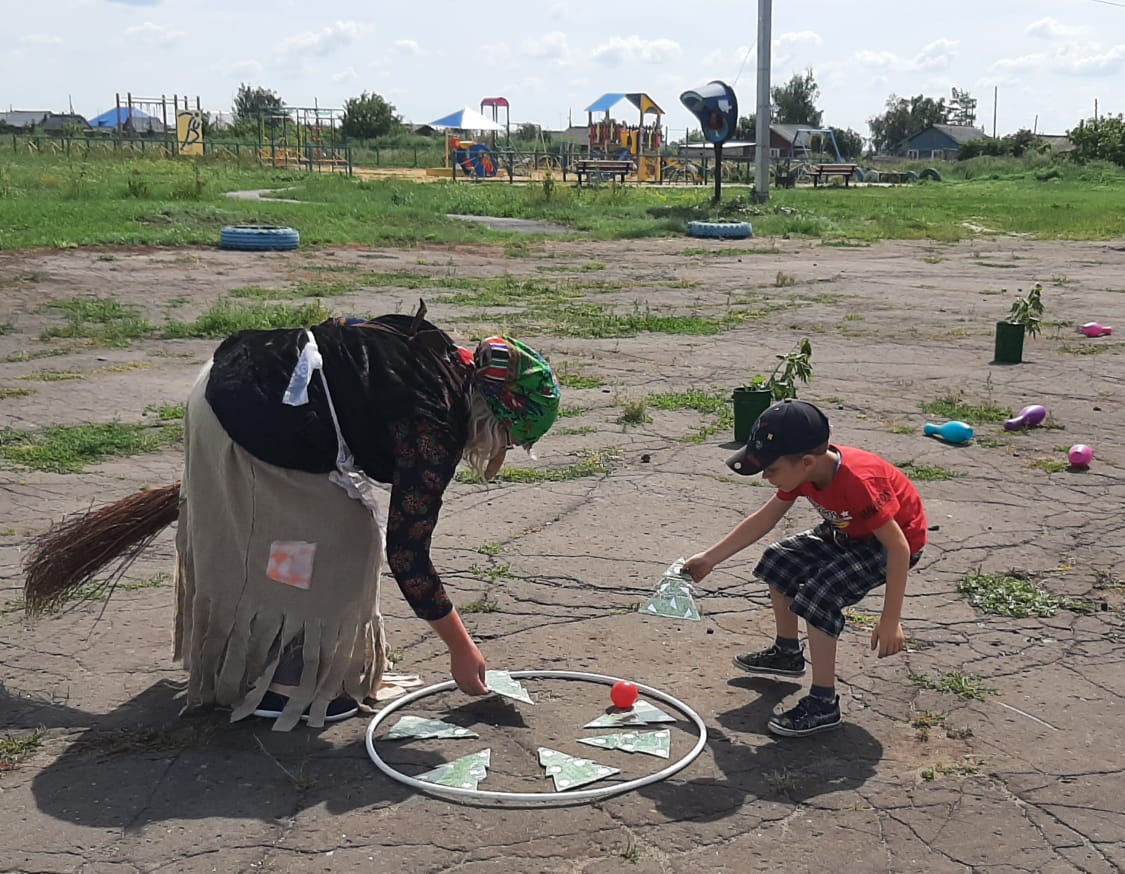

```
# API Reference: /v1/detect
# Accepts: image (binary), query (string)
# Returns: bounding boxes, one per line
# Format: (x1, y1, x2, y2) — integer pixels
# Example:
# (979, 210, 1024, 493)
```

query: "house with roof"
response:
(40, 113, 90, 134)
(903, 124, 987, 159)
(0, 110, 52, 131)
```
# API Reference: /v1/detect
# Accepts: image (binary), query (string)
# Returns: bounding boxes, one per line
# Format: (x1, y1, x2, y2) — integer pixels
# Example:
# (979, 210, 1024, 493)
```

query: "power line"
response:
(1086, 0, 1125, 7)
(732, 43, 754, 87)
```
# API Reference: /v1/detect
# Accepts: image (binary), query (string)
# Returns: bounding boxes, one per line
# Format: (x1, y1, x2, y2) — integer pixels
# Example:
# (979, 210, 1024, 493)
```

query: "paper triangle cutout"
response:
(538, 747, 621, 791)
(384, 715, 480, 740)
(638, 558, 701, 620)
(485, 670, 534, 704)
(577, 729, 671, 758)
(415, 749, 491, 789)
(584, 699, 676, 727)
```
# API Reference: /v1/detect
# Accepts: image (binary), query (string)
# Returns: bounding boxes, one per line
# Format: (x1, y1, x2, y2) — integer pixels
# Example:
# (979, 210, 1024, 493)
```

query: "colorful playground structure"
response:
(257, 104, 351, 174)
(574, 92, 665, 182)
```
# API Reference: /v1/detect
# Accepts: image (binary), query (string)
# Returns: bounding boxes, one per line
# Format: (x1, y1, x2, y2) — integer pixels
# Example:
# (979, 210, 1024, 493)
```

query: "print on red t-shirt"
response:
(776, 445, 928, 554)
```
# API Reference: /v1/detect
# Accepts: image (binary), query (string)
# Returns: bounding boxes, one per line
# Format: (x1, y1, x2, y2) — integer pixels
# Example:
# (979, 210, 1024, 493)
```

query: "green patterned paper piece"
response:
(578, 729, 671, 759)
(583, 699, 676, 728)
(485, 670, 534, 704)
(638, 558, 701, 621)
(384, 715, 480, 740)
(538, 747, 621, 791)
(415, 749, 491, 790)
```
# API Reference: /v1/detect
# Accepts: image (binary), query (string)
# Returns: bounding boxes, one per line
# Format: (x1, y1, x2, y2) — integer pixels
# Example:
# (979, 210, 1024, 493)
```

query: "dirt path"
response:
(1, 236, 1122, 873)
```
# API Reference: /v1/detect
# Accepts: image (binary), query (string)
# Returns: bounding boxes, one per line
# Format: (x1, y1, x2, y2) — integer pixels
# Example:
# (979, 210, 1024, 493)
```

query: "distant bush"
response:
(1068, 115, 1125, 168)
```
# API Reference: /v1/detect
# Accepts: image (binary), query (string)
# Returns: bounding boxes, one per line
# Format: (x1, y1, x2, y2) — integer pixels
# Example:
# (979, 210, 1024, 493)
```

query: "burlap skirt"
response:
(173, 371, 386, 731)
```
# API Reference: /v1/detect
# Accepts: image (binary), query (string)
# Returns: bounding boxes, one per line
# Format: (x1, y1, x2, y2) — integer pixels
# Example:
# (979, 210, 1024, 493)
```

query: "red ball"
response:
(611, 680, 639, 709)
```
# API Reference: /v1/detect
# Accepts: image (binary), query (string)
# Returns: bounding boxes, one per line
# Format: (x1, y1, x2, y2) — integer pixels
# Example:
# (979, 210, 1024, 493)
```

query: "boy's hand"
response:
(681, 553, 715, 583)
(870, 620, 906, 658)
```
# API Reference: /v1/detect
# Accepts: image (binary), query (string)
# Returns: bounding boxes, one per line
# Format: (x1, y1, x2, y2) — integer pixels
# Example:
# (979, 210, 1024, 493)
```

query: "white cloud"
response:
(591, 35, 681, 67)
(275, 20, 366, 60)
(1026, 17, 1088, 40)
(227, 59, 263, 78)
(855, 38, 958, 73)
(332, 66, 358, 83)
(393, 39, 422, 55)
(523, 31, 571, 62)
(18, 34, 63, 46)
(123, 22, 186, 46)
(107, 0, 161, 5)
(990, 43, 1125, 80)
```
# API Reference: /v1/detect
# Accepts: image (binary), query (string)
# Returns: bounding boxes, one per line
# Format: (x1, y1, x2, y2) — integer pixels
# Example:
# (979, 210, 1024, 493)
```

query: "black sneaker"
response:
(253, 690, 358, 723)
(767, 694, 842, 737)
(732, 644, 807, 677)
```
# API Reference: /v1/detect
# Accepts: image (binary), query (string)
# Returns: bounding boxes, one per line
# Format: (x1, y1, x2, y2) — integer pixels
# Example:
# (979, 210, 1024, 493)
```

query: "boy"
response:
(683, 398, 927, 737)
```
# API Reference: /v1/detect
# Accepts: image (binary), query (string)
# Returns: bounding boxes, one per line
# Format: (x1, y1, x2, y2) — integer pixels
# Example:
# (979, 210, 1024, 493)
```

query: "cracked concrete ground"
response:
(1, 237, 1123, 873)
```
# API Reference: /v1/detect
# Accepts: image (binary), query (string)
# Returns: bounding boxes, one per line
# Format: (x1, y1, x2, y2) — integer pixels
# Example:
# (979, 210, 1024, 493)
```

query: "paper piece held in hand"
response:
(638, 558, 701, 621)
(384, 715, 480, 740)
(538, 747, 621, 791)
(415, 749, 491, 790)
(485, 670, 534, 704)
(578, 729, 671, 758)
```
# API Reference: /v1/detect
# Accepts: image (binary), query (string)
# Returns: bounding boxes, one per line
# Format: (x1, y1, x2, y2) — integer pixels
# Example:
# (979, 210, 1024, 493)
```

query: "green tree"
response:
(1067, 115, 1125, 166)
(735, 114, 759, 139)
(832, 127, 865, 160)
(868, 93, 948, 154)
(233, 83, 284, 123)
(772, 68, 822, 127)
(340, 91, 402, 139)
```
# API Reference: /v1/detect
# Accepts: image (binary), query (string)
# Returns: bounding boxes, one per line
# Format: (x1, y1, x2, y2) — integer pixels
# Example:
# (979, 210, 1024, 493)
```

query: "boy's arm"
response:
(684, 495, 793, 580)
(871, 518, 911, 657)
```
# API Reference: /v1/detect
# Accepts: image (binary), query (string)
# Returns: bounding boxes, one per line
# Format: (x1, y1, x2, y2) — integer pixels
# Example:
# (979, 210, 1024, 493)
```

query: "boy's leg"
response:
(732, 530, 837, 678)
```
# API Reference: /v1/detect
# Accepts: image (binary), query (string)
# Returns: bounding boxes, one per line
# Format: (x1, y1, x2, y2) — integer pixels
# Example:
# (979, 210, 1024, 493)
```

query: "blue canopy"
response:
(583, 93, 663, 116)
(88, 107, 158, 128)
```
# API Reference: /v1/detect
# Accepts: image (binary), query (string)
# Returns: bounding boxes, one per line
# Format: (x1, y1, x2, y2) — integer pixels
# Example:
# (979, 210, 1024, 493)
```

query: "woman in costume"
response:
(27, 303, 560, 732)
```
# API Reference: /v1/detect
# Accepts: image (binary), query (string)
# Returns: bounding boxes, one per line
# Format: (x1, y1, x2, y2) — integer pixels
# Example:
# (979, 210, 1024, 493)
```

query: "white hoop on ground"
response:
(365, 669, 708, 807)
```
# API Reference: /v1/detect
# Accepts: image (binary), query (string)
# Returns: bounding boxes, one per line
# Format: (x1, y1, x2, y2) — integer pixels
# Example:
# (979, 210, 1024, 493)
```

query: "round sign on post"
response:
(680, 80, 739, 202)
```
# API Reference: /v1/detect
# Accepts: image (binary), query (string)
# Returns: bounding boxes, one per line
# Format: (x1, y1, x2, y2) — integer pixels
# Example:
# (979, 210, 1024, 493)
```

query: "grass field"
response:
(2, 151, 1125, 250)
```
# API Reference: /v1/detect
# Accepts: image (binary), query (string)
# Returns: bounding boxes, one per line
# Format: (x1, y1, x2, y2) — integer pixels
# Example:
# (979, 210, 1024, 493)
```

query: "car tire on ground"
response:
(920, 167, 943, 182)
(220, 225, 300, 251)
(686, 220, 753, 240)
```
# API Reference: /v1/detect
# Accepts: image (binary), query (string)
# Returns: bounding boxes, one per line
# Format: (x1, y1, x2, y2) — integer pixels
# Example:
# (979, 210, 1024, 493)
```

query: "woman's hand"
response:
(449, 640, 489, 695)
(681, 552, 716, 583)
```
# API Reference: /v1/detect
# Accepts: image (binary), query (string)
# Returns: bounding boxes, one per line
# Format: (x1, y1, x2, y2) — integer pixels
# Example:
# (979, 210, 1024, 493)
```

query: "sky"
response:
(4, 0, 1124, 142)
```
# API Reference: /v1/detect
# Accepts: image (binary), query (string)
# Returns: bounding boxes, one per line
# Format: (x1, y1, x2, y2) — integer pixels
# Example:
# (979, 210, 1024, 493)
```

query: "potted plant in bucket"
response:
(732, 338, 813, 442)
(994, 284, 1044, 364)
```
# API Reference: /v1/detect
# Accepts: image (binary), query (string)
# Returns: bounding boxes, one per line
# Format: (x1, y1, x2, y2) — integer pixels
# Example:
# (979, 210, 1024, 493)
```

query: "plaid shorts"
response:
(753, 522, 922, 638)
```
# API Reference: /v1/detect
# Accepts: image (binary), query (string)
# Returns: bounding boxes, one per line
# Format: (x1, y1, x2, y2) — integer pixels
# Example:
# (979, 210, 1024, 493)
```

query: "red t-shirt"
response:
(776, 445, 927, 554)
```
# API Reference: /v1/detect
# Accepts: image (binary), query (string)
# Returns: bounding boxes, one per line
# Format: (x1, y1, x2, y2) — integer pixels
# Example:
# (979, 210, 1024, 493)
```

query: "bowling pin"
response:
(1004, 404, 1048, 431)
(1079, 322, 1113, 338)
(923, 421, 974, 444)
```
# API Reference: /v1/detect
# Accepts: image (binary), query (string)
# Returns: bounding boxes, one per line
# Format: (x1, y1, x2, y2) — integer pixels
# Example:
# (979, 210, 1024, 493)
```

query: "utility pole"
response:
(753, 0, 772, 202)
(992, 85, 998, 138)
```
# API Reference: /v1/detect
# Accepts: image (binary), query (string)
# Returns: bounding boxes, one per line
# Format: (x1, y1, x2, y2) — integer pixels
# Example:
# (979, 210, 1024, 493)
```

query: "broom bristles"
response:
(24, 482, 181, 615)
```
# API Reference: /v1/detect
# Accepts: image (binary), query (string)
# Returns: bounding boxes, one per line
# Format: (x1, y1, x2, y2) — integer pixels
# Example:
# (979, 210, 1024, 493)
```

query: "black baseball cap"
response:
(726, 398, 830, 476)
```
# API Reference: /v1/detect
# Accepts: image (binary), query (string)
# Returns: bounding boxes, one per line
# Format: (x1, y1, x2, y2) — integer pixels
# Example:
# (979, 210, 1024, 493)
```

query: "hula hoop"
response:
(365, 670, 708, 807)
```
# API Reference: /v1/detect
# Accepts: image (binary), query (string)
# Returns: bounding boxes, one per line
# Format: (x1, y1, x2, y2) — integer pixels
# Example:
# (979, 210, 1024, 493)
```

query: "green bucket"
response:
(732, 388, 773, 443)
(993, 321, 1025, 364)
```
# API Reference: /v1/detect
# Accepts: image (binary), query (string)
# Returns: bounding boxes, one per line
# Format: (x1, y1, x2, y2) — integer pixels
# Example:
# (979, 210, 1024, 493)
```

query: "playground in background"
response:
(257, 104, 350, 174)
(578, 93, 665, 182)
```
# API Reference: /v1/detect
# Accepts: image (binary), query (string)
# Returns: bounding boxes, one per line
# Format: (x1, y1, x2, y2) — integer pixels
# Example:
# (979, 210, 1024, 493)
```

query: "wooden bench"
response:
(573, 159, 633, 185)
(809, 163, 858, 187)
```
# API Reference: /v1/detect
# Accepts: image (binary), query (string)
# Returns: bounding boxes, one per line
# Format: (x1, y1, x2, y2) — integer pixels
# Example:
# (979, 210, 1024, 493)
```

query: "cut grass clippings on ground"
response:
(0, 730, 45, 771)
(40, 297, 152, 347)
(456, 449, 617, 484)
(957, 569, 1093, 617)
(0, 421, 182, 473)
(895, 461, 960, 481)
(921, 393, 1011, 424)
(162, 300, 329, 338)
(909, 671, 996, 700)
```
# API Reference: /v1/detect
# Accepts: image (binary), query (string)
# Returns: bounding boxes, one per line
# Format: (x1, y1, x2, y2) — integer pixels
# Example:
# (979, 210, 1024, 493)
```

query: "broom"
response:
(24, 482, 181, 615)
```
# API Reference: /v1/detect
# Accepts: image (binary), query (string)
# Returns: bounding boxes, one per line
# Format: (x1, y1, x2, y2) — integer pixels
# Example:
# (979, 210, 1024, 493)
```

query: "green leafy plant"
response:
(749, 338, 813, 400)
(1004, 284, 1044, 337)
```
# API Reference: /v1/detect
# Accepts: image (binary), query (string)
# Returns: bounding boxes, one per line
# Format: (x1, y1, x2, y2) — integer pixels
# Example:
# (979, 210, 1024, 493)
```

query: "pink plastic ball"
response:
(1068, 444, 1094, 467)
